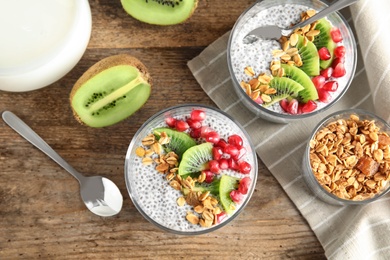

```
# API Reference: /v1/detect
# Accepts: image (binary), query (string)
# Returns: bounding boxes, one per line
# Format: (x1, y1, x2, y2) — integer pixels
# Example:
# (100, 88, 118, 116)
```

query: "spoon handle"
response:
(2, 111, 85, 182)
(290, 0, 359, 31)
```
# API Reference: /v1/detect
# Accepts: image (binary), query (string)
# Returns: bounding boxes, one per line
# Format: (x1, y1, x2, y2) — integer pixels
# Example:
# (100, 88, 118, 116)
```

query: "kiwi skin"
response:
(70, 54, 152, 127)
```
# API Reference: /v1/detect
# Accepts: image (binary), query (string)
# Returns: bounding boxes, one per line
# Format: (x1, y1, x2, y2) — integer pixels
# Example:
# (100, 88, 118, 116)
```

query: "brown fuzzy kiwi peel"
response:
(70, 54, 152, 128)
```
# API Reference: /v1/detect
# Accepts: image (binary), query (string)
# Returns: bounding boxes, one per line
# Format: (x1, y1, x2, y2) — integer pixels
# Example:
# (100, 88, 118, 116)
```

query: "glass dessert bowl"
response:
(227, 0, 357, 123)
(124, 104, 258, 235)
(303, 109, 390, 205)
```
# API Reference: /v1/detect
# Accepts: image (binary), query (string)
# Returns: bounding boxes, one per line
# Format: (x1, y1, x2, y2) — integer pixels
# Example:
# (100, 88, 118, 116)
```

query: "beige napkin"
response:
(188, 1, 390, 259)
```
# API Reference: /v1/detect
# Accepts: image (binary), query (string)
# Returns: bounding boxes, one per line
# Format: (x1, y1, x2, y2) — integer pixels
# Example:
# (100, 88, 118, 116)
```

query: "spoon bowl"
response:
(2, 111, 123, 217)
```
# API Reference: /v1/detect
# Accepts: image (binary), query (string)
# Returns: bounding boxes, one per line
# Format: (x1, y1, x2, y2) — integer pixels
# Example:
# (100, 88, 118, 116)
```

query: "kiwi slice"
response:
(219, 175, 240, 215)
(121, 0, 198, 25)
(178, 142, 213, 176)
(313, 18, 337, 69)
(281, 64, 318, 103)
(153, 127, 197, 158)
(296, 35, 320, 76)
(263, 77, 304, 107)
(70, 55, 152, 128)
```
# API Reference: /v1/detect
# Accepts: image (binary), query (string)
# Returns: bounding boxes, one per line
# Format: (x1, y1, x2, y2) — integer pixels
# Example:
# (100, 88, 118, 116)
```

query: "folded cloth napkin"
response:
(188, 1, 390, 259)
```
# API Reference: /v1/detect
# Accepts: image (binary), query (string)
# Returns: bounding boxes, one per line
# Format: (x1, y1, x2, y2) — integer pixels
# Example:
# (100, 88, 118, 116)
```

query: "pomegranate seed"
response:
(203, 170, 215, 183)
(234, 146, 247, 161)
(205, 131, 220, 144)
(218, 158, 229, 170)
(254, 96, 263, 104)
(286, 99, 298, 114)
(331, 57, 345, 69)
(216, 212, 227, 223)
(200, 126, 212, 138)
(330, 27, 343, 43)
(228, 158, 239, 170)
(208, 160, 220, 174)
(175, 120, 189, 132)
(228, 134, 243, 147)
(332, 63, 346, 78)
(312, 75, 326, 90)
(318, 89, 332, 103)
(216, 139, 228, 149)
(301, 100, 317, 113)
(189, 128, 201, 138)
(212, 146, 223, 160)
(238, 161, 251, 174)
(224, 144, 239, 158)
(190, 109, 206, 121)
(320, 67, 333, 79)
(279, 99, 289, 112)
(323, 81, 339, 92)
(230, 190, 244, 203)
(318, 47, 331, 60)
(186, 118, 202, 129)
(165, 117, 177, 128)
(334, 45, 346, 58)
(238, 177, 251, 195)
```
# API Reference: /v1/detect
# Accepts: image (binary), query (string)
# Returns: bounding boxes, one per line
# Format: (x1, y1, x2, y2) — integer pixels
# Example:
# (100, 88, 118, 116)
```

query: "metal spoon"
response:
(2, 111, 123, 217)
(243, 0, 358, 44)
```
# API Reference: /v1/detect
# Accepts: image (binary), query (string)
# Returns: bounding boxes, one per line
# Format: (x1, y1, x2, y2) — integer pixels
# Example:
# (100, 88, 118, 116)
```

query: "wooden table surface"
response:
(0, 1, 326, 259)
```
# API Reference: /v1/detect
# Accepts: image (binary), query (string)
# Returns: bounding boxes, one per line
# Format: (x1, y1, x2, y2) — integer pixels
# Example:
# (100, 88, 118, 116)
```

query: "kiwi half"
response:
(263, 77, 304, 107)
(70, 55, 152, 128)
(313, 18, 336, 69)
(281, 64, 318, 103)
(219, 175, 240, 215)
(178, 142, 213, 176)
(153, 127, 196, 158)
(296, 35, 320, 76)
(121, 0, 198, 25)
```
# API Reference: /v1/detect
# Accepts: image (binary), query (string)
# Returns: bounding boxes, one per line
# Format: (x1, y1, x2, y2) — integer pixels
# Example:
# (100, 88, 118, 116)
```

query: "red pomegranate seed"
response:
(238, 161, 251, 174)
(205, 131, 220, 144)
(186, 118, 202, 129)
(216, 212, 227, 223)
(216, 139, 228, 149)
(230, 190, 244, 203)
(332, 57, 345, 69)
(208, 160, 220, 174)
(334, 45, 346, 58)
(254, 96, 263, 104)
(228, 134, 243, 147)
(189, 128, 201, 138)
(301, 100, 317, 113)
(318, 47, 331, 60)
(320, 67, 333, 79)
(332, 63, 346, 78)
(200, 126, 212, 138)
(318, 89, 332, 103)
(203, 170, 215, 183)
(279, 99, 289, 112)
(224, 144, 239, 158)
(286, 99, 298, 114)
(234, 146, 247, 161)
(218, 158, 229, 170)
(165, 117, 177, 128)
(238, 177, 251, 195)
(330, 27, 343, 43)
(212, 146, 223, 160)
(190, 109, 206, 121)
(228, 158, 239, 170)
(175, 120, 189, 132)
(312, 75, 326, 90)
(323, 81, 339, 92)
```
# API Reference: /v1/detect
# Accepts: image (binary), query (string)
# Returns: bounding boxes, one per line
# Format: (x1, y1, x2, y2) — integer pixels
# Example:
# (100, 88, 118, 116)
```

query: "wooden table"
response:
(0, 1, 326, 258)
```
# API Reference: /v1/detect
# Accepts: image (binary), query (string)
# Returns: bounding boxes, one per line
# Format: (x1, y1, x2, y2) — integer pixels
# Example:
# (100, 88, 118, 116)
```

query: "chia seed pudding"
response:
(228, 1, 356, 122)
(124, 105, 257, 234)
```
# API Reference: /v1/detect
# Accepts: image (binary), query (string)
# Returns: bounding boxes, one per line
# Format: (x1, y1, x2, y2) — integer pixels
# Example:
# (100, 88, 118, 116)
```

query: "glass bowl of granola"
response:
(124, 104, 258, 234)
(302, 109, 390, 205)
(227, 0, 357, 123)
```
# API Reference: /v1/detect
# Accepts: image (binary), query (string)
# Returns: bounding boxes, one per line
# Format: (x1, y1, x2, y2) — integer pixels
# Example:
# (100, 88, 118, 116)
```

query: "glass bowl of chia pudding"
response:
(124, 104, 258, 235)
(227, 0, 357, 123)
(302, 109, 390, 205)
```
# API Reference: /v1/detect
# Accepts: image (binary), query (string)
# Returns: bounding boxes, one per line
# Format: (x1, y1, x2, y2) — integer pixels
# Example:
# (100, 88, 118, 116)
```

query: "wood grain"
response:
(0, 1, 325, 259)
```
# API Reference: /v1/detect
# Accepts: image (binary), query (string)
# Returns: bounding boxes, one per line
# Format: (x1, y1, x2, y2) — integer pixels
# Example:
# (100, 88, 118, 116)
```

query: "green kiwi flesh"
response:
(263, 77, 304, 107)
(296, 35, 320, 76)
(153, 127, 197, 158)
(281, 64, 318, 103)
(313, 18, 337, 69)
(121, 0, 198, 25)
(219, 175, 240, 215)
(178, 142, 213, 176)
(70, 55, 152, 128)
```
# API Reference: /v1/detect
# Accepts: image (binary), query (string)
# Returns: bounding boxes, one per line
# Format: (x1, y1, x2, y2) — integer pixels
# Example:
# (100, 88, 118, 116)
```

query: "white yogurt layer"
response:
(229, 3, 348, 114)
